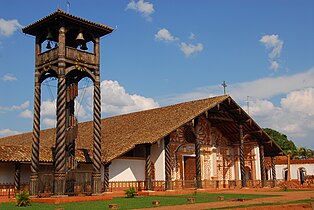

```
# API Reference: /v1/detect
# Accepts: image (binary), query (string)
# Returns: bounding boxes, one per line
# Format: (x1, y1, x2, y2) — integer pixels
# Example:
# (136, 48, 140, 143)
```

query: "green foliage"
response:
(16, 190, 31, 207)
(264, 128, 314, 159)
(124, 186, 137, 198)
(263, 128, 297, 155)
(283, 186, 288, 191)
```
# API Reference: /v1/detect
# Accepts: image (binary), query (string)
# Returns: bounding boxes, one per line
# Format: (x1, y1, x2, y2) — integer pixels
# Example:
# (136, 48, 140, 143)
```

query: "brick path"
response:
(136, 188, 314, 210)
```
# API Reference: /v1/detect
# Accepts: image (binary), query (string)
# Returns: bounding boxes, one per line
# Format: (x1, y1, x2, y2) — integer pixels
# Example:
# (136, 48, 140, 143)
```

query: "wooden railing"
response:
(37, 46, 96, 67)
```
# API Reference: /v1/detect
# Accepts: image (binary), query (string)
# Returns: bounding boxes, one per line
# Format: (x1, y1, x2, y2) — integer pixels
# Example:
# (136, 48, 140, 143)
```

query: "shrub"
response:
(124, 187, 137, 198)
(283, 185, 288, 191)
(16, 190, 31, 207)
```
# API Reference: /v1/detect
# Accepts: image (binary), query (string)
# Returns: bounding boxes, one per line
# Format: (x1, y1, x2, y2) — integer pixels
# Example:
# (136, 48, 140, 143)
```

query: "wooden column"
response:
(103, 162, 111, 192)
(195, 139, 202, 189)
(145, 144, 152, 190)
(239, 124, 247, 188)
(14, 162, 21, 194)
(259, 145, 266, 187)
(54, 26, 66, 195)
(287, 154, 291, 180)
(92, 37, 102, 194)
(30, 81, 41, 196)
(271, 156, 276, 187)
(164, 136, 172, 190)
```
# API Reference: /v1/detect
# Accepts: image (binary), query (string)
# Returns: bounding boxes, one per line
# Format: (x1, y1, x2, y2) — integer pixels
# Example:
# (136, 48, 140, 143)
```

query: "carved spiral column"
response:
(164, 136, 172, 190)
(30, 82, 41, 196)
(260, 145, 266, 187)
(195, 139, 202, 189)
(271, 156, 276, 187)
(239, 124, 247, 188)
(92, 80, 102, 194)
(54, 75, 67, 195)
(14, 162, 21, 194)
(145, 144, 152, 190)
(103, 163, 111, 192)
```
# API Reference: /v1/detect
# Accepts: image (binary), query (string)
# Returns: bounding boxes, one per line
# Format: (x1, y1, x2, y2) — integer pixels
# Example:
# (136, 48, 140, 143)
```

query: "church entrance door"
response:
(184, 156, 196, 188)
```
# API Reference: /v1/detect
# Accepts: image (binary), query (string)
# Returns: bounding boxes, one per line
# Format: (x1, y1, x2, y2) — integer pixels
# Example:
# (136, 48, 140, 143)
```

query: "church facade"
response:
(0, 95, 284, 196)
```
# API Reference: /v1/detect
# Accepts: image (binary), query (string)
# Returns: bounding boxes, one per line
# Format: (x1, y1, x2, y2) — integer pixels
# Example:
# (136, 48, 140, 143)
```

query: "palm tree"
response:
(306, 148, 314, 159)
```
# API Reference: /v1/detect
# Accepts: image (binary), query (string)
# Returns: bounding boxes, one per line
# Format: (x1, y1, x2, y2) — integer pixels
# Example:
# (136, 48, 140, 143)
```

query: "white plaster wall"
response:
(0, 163, 14, 183)
(275, 163, 314, 180)
(275, 165, 286, 180)
(109, 158, 145, 181)
(255, 145, 261, 180)
(151, 140, 165, 180)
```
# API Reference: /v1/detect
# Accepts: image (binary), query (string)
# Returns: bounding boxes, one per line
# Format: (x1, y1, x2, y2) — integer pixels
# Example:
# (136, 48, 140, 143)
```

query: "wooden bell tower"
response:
(22, 10, 113, 196)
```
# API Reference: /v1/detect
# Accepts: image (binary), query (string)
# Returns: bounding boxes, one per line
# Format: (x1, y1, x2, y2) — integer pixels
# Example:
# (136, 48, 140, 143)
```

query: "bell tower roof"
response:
(22, 9, 113, 38)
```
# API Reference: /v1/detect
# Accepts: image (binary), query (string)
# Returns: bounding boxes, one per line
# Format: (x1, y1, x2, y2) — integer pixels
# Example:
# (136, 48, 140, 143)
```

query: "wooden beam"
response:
(208, 116, 235, 122)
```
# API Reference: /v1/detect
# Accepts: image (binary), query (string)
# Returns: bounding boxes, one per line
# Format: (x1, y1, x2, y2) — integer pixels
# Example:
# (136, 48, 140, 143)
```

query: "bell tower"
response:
(22, 10, 113, 196)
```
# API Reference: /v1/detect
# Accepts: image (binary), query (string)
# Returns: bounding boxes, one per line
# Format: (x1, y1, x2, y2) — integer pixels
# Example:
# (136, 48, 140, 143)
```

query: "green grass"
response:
(0, 193, 275, 210)
(211, 198, 312, 209)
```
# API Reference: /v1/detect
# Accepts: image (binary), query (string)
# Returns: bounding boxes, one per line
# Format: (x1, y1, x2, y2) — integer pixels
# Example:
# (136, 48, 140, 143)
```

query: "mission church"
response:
(0, 10, 284, 196)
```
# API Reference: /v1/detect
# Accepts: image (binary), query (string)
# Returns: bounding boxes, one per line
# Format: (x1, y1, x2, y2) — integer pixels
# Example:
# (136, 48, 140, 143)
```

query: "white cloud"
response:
(260, 34, 283, 70)
(43, 118, 56, 127)
(41, 100, 56, 116)
(99, 80, 159, 116)
(248, 96, 314, 141)
(2, 73, 17, 81)
(0, 128, 19, 137)
(155, 28, 178, 42)
(189, 32, 195, 40)
(0, 18, 22, 37)
(260, 34, 283, 58)
(245, 99, 276, 117)
(19, 109, 32, 118)
(281, 88, 314, 116)
(126, 0, 154, 21)
(161, 67, 314, 104)
(270, 60, 279, 71)
(179, 42, 203, 57)
(0, 101, 29, 113)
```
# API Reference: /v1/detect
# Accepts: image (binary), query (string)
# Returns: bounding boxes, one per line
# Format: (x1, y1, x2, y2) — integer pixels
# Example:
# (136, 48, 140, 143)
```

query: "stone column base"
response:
(30, 174, 39, 196)
(54, 173, 66, 195)
(92, 172, 102, 195)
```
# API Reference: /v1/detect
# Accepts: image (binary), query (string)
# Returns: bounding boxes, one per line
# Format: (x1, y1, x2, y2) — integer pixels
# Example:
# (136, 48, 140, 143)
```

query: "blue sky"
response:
(0, 0, 313, 149)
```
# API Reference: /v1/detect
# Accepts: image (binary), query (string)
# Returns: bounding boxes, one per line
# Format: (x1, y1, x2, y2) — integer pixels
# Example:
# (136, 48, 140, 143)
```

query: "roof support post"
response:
(239, 124, 247, 188)
(195, 139, 202, 189)
(271, 156, 276, 187)
(259, 145, 266, 187)
(92, 79, 102, 194)
(194, 117, 202, 189)
(145, 144, 153, 191)
(103, 162, 111, 192)
(14, 162, 21, 195)
(30, 80, 41, 196)
(54, 26, 67, 195)
(164, 136, 172, 190)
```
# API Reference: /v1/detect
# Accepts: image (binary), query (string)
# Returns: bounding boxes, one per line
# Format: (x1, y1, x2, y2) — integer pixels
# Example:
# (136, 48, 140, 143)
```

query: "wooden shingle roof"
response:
(22, 9, 113, 37)
(0, 95, 284, 163)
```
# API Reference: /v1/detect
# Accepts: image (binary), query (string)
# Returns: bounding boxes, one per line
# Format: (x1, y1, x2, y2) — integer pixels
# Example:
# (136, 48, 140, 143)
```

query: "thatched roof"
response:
(0, 95, 284, 163)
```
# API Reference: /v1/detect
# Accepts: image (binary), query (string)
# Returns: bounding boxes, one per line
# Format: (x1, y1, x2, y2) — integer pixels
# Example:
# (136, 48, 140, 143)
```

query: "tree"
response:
(263, 128, 297, 156)
(263, 128, 314, 160)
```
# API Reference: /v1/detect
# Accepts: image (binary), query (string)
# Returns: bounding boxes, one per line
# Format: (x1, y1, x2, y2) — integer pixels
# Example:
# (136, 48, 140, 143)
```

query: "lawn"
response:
(213, 198, 312, 209)
(0, 193, 274, 210)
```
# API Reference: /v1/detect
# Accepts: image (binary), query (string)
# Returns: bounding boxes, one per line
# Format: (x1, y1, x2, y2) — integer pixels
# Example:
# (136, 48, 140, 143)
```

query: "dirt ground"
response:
(136, 188, 314, 210)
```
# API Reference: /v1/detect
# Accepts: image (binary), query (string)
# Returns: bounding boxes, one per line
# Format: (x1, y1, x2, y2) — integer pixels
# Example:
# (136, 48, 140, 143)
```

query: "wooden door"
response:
(184, 156, 196, 188)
